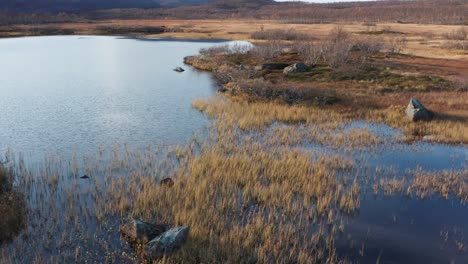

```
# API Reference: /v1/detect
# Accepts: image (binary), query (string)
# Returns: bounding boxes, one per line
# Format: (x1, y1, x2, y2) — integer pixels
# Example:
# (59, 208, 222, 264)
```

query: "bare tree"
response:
(295, 41, 322, 66)
(321, 26, 352, 69)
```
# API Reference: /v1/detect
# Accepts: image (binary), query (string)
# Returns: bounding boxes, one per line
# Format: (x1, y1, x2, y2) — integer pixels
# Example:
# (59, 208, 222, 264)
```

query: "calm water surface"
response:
(0, 36, 228, 159)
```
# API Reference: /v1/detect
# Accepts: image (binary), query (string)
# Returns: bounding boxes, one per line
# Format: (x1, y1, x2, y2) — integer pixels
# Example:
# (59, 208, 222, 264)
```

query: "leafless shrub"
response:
(199, 44, 231, 56)
(328, 26, 350, 44)
(251, 28, 309, 41)
(320, 27, 353, 69)
(294, 41, 322, 66)
(200, 43, 250, 57)
(199, 43, 251, 66)
(251, 40, 289, 61)
(442, 40, 468, 51)
(233, 79, 331, 104)
(214, 65, 255, 84)
(386, 37, 407, 54)
(354, 37, 384, 62)
(228, 43, 252, 54)
(444, 26, 467, 40)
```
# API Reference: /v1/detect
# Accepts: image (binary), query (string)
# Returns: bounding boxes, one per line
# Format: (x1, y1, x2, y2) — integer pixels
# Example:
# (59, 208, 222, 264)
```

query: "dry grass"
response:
(2, 19, 468, 59)
(0, 130, 361, 263)
(192, 97, 343, 131)
(374, 169, 468, 202)
(0, 94, 465, 262)
(185, 25, 468, 144)
(1, 18, 467, 263)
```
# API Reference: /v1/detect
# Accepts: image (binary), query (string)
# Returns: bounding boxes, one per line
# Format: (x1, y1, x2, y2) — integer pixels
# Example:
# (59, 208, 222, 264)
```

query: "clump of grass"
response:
(0, 163, 26, 244)
(364, 106, 468, 144)
(374, 169, 467, 203)
(192, 96, 343, 130)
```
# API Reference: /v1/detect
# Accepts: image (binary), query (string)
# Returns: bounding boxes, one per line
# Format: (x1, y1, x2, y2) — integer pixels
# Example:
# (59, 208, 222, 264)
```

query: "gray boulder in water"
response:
(283, 63, 307, 75)
(143, 226, 190, 259)
(119, 219, 169, 244)
(405, 97, 434, 121)
(174, 67, 185, 72)
(160, 178, 174, 187)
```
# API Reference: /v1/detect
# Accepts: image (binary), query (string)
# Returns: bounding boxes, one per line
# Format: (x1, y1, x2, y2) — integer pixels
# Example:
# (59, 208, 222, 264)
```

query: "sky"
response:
(275, 0, 374, 2)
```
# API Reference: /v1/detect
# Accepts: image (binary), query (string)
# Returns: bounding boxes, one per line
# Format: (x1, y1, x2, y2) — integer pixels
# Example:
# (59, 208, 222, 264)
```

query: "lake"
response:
(0, 36, 466, 263)
(0, 36, 230, 159)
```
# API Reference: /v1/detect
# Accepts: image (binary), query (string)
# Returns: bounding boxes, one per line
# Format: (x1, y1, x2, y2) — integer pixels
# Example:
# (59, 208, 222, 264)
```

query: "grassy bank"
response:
(185, 26, 468, 144)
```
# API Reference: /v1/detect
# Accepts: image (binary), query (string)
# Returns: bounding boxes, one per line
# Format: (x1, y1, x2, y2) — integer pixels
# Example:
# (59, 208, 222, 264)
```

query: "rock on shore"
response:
(143, 226, 190, 259)
(405, 97, 434, 121)
(120, 219, 189, 260)
(119, 219, 169, 244)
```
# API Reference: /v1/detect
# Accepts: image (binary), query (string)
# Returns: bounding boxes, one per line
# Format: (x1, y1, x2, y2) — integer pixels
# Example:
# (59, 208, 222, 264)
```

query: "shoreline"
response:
(1, 30, 467, 263)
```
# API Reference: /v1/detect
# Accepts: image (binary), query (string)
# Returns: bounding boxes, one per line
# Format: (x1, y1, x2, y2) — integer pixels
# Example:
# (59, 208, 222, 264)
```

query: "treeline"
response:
(93, 0, 468, 25)
(261, 0, 467, 25)
(0, 11, 84, 25)
(0, 0, 466, 26)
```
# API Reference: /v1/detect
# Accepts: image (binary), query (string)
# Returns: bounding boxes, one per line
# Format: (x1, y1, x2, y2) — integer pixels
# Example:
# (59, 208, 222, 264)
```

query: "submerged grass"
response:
(193, 95, 468, 144)
(1, 92, 466, 263)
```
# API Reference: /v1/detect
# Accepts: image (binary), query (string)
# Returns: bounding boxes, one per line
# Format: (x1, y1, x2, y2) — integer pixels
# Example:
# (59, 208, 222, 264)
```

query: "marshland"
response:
(1, 1, 468, 263)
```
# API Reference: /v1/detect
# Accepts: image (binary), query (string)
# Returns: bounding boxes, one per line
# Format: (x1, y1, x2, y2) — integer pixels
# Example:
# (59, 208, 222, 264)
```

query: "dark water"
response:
(339, 195, 468, 264)
(333, 123, 468, 263)
(265, 121, 468, 263)
(0, 36, 235, 159)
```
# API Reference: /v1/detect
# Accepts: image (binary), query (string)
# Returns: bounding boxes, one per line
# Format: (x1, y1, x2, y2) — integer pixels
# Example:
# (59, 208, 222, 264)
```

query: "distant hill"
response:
(211, 0, 274, 9)
(0, 0, 211, 11)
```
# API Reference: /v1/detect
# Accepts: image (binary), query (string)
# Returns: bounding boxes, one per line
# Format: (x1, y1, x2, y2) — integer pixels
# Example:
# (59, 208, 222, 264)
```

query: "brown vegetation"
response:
(0, 162, 26, 244)
(250, 28, 310, 41)
(0, 0, 465, 27)
(0, 2, 467, 262)
(185, 26, 468, 143)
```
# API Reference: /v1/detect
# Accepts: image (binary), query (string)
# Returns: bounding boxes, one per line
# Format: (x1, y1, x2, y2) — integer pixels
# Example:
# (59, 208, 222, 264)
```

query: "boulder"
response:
(217, 86, 228, 93)
(174, 67, 185, 72)
(254, 63, 289, 71)
(405, 98, 434, 121)
(283, 63, 307, 75)
(160, 178, 174, 187)
(143, 226, 190, 260)
(119, 219, 169, 244)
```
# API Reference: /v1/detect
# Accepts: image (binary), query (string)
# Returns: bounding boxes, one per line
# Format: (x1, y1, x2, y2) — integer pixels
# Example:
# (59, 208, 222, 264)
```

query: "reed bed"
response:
(1, 96, 466, 263)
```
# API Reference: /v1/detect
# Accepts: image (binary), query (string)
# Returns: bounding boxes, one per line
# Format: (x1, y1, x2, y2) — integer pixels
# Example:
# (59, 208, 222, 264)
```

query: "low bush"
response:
(442, 40, 468, 50)
(231, 79, 337, 105)
(251, 40, 289, 61)
(251, 28, 309, 41)
(444, 26, 467, 40)
(294, 41, 322, 66)
(353, 37, 384, 62)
